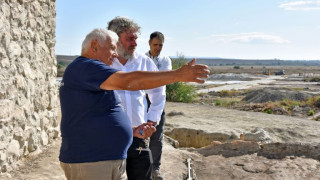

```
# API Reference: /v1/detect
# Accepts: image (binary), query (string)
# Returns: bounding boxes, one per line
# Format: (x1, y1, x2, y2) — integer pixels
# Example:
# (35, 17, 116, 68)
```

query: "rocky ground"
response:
(2, 74, 320, 180)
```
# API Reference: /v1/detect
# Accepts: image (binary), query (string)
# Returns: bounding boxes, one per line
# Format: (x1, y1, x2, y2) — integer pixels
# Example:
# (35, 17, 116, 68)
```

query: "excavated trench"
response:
(165, 128, 237, 148)
(165, 127, 320, 179)
(165, 127, 320, 160)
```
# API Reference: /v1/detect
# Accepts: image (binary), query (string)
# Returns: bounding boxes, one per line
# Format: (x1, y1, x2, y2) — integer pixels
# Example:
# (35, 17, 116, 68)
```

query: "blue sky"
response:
(56, 0, 320, 60)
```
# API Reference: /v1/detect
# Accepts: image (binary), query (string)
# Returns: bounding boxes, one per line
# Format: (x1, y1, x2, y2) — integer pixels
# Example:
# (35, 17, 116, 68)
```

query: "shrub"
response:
(166, 82, 196, 103)
(215, 100, 221, 106)
(166, 53, 197, 103)
(233, 66, 240, 69)
(220, 90, 231, 97)
(262, 108, 273, 114)
(308, 110, 315, 116)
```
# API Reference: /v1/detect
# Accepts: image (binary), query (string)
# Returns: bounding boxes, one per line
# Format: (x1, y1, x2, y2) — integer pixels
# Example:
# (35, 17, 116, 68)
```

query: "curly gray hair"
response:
(107, 16, 141, 35)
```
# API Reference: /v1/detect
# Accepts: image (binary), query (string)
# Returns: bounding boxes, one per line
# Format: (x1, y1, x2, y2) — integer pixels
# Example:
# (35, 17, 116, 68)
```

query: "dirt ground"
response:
(2, 73, 320, 180)
(1, 101, 319, 180)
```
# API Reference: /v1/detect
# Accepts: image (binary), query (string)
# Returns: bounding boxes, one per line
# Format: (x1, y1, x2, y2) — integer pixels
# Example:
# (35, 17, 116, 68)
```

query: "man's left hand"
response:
(133, 123, 156, 139)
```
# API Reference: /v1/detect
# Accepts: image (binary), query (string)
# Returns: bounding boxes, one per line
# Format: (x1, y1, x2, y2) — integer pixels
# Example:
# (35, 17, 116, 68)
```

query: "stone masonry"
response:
(0, 0, 59, 172)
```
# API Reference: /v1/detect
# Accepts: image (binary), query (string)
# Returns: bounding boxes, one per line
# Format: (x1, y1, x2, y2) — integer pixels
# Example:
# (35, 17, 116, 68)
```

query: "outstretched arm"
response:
(100, 59, 209, 91)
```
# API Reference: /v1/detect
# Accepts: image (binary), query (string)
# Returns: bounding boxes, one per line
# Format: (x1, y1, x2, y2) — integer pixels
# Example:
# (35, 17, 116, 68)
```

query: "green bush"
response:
(166, 82, 196, 103)
(233, 66, 240, 69)
(308, 110, 315, 116)
(166, 53, 197, 103)
(262, 109, 273, 114)
(215, 100, 221, 106)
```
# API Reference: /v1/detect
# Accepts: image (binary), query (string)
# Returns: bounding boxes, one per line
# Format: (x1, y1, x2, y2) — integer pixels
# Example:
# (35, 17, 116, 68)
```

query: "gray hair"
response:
(107, 16, 141, 36)
(81, 28, 118, 53)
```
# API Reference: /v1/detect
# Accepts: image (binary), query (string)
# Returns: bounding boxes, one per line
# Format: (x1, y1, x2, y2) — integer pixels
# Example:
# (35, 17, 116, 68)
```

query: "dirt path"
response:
(2, 102, 320, 180)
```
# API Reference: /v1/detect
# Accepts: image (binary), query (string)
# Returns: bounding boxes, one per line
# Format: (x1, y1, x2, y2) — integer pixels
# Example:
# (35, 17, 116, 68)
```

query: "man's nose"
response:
(132, 40, 137, 46)
(112, 51, 118, 58)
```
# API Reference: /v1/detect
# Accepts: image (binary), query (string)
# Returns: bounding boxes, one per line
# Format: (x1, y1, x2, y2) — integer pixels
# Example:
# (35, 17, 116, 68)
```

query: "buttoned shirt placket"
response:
(116, 60, 134, 122)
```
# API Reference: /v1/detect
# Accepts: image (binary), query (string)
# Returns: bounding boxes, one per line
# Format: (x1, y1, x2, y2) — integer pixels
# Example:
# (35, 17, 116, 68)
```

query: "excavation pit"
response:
(165, 127, 238, 148)
(165, 127, 320, 160)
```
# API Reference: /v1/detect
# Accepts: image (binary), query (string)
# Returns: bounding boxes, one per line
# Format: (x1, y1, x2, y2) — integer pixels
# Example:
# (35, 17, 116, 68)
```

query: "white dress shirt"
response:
(111, 52, 166, 127)
(145, 51, 172, 71)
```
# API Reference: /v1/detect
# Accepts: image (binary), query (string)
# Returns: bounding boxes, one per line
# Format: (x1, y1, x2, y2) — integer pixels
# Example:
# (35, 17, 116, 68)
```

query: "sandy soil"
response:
(2, 101, 320, 180)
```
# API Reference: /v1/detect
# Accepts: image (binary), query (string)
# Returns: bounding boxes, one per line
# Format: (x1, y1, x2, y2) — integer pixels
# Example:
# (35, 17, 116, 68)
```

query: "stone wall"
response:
(0, 0, 59, 172)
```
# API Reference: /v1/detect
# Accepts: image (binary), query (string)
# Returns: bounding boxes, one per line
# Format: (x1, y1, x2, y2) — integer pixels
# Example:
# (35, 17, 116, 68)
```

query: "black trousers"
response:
(149, 110, 165, 170)
(126, 137, 152, 180)
(146, 95, 166, 171)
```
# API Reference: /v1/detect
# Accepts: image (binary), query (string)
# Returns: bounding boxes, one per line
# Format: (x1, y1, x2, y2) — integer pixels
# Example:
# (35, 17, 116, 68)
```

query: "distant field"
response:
(56, 55, 320, 77)
(209, 65, 320, 75)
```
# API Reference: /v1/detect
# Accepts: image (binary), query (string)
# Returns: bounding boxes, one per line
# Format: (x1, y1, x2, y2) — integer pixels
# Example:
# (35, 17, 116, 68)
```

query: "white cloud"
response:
(279, 1, 320, 11)
(202, 32, 290, 44)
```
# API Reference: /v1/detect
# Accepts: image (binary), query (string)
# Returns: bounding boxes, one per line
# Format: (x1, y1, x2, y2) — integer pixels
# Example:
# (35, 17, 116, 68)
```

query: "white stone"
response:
(0, 151, 7, 162)
(1, 2, 10, 18)
(15, 75, 25, 89)
(8, 41, 21, 59)
(0, 143, 6, 150)
(11, 28, 21, 41)
(40, 131, 48, 145)
(0, 57, 10, 68)
(47, 127, 59, 139)
(7, 140, 20, 158)
(31, 112, 40, 127)
(28, 131, 39, 152)
(13, 127, 24, 146)
(0, 100, 14, 119)
(25, 41, 34, 52)
(40, 117, 49, 130)
(2, 32, 12, 49)
(19, 60, 36, 80)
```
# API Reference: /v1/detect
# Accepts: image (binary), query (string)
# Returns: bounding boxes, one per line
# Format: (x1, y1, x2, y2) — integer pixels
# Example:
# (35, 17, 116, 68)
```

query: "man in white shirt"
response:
(145, 31, 171, 180)
(108, 17, 165, 180)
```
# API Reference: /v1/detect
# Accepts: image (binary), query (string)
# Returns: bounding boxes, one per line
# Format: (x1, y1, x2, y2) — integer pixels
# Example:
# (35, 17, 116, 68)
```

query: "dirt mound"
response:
(242, 87, 313, 103)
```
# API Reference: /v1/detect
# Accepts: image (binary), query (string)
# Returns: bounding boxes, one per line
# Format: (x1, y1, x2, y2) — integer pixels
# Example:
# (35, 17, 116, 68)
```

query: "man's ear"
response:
(91, 40, 98, 52)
